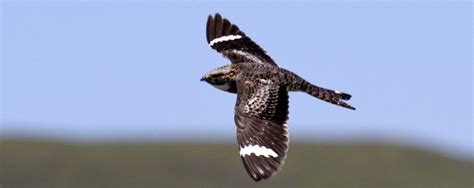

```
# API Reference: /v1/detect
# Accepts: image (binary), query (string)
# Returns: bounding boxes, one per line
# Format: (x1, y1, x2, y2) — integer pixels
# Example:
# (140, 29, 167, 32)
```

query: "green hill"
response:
(1, 139, 472, 188)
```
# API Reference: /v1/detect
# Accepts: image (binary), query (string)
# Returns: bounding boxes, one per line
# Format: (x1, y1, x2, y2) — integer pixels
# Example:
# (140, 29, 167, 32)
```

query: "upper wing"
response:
(206, 13, 278, 66)
(234, 79, 289, 181)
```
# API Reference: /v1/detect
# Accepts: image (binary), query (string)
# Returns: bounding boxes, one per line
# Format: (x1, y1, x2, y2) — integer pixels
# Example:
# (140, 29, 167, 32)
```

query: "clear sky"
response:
(1, 1, 472, 159)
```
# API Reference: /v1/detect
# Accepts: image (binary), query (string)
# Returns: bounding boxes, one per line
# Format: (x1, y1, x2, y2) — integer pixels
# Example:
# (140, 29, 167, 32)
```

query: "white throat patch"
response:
(240, 145, 278, 158)
(212, 83, 231, 91)
(209, 35, 242, 46)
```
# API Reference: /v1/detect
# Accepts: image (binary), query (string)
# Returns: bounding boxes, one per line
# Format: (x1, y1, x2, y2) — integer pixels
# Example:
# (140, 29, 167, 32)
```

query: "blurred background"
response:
(1, 0, 472, 187)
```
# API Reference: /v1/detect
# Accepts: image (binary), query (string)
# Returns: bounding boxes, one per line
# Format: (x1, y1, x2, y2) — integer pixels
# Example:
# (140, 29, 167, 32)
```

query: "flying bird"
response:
(201, 13, 356, 181)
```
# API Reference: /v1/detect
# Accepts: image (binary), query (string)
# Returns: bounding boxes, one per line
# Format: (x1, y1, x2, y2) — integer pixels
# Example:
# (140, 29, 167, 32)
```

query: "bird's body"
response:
(201, 13, 355, 181)
(203, 63, 354, 109)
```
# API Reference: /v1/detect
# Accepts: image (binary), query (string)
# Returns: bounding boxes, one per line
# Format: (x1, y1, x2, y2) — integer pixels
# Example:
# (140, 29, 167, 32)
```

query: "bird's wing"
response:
(207, 13, 278, 66)
(234, 78, 289, 181)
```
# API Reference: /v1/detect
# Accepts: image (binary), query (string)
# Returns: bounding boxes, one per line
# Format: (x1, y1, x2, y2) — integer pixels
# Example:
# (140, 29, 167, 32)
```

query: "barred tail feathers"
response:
(301, 81, 356, 110)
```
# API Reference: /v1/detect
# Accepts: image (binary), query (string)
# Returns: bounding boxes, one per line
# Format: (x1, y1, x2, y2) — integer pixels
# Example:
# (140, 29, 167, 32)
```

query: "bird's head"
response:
(201, 65, 237, 92)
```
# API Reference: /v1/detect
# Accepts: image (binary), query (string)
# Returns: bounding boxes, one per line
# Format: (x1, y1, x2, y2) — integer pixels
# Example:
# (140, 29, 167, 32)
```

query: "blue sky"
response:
(1, 1, 472, 159)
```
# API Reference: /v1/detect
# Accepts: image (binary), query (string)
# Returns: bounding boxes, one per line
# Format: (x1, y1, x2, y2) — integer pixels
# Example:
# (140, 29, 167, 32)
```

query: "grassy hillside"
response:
(1, 139, 472, 188)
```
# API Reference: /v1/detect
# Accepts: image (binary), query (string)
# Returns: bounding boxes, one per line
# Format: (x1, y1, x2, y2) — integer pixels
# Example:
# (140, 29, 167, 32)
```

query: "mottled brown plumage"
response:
(201, 13, 356, 181)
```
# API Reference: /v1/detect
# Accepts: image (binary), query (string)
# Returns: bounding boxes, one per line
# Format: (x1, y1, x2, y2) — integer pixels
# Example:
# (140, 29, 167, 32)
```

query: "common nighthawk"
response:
(201, 13, 356, 181)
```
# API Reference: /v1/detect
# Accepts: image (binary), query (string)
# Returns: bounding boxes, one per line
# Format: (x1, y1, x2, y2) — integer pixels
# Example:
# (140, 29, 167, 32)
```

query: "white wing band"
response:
(209, 35, 242, 46)
(240, 144, 278, 158)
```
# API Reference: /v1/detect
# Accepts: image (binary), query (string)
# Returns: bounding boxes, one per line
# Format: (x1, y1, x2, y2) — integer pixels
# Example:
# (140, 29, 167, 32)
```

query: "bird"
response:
(201, 13, 356, 181)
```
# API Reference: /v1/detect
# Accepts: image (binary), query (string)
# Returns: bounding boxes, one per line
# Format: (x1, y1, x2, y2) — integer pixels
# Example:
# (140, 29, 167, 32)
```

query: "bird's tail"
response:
(300, 81, 356, 110)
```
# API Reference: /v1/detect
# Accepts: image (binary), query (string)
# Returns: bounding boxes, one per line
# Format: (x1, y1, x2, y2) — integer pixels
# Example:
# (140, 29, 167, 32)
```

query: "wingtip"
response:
(214, 13, 222, 21)
(250, 174, 262, 182)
